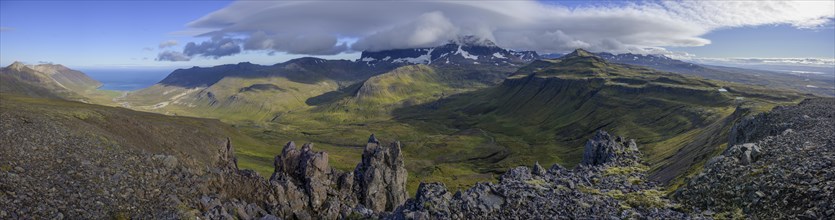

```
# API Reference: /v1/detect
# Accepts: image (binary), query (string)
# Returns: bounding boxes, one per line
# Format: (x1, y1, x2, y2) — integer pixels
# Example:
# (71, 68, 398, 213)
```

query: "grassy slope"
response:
(393, 56, 805, 190)
(244, 64, 510, 192)
(0, 64, 125, 107)
(111, 56, 806, 194)
(0, 66, 85, 100)
(0, 93, 272, 170)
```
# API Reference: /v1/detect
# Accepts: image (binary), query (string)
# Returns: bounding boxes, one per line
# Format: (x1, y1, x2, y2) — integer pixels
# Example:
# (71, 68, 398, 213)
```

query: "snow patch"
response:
(718, 88, 728, 92)
(392, 48, 433, 64)
(455, 45, 478, 60)
(806, 85, 819, 88)
(392, 54, 430, 64)
(492, 52, 506, 59)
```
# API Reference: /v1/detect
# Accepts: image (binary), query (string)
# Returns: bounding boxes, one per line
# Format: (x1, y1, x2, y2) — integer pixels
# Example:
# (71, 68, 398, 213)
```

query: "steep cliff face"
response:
(675, 98, 835, 219)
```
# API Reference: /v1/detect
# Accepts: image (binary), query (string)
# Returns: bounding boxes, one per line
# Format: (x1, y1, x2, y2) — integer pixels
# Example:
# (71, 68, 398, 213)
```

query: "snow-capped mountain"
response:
(359, 37, 540, 66)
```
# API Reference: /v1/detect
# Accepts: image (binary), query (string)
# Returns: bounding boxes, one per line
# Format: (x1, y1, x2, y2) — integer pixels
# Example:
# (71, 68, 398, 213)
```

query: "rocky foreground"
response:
(392, 130, 695, 219)
(675, 98, 835, 219)
(1, 98, 833, 219)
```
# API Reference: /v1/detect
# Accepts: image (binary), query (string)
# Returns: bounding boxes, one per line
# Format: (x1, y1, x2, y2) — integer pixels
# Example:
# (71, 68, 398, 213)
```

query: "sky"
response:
(1, 0, 834, 70)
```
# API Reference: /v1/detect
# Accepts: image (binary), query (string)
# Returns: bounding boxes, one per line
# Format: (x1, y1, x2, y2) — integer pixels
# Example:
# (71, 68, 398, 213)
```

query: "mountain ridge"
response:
(591, 52, 834, 96)
(0, 62, 100, 100)
(359, 38, 540, 66)
(392, 51, 805, 187)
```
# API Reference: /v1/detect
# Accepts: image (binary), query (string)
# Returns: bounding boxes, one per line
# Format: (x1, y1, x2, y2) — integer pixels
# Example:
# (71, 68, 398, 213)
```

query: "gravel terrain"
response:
(675, 98, 835, 219)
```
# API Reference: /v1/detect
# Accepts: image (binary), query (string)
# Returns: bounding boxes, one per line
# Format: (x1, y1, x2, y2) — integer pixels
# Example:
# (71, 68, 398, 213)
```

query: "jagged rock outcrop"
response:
(392, 130, 696, 220)
(675, 98, 835, 219)
(200, 134, 409, 219)
(723, 143, 761, 165)
(581, 130, 641, 166)
(265, 142, 350, 219)
(355, 134, 408, 212)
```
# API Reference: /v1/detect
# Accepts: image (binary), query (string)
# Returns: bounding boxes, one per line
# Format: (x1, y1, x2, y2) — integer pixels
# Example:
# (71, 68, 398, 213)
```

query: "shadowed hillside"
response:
(393, 49, 805, 186)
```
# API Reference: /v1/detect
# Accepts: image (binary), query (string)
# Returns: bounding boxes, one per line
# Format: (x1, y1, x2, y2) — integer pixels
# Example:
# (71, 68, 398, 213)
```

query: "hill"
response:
(123, 38, 535, 122)
(117, 48, 810, 192)
(121, 59, 401, 121)
(393, 49, 805, 186)
(0, 62, 88, 100)
(675, 98, 834, 218)
(29, 63, 102, 91)
(0, 92, 271, 218)
(595, 52, 834, 96)
(0, 62, 122, 104)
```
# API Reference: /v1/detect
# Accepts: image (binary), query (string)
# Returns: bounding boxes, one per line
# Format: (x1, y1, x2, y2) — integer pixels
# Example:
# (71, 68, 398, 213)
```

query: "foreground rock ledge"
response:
(203, 135, 409, 219)
(200, 131, 697, 219)
(3, 98, 832, 219)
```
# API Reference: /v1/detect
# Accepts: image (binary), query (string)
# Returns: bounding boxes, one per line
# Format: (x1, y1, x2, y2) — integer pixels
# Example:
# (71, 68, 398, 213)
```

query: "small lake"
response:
(81, 69, 172, 91)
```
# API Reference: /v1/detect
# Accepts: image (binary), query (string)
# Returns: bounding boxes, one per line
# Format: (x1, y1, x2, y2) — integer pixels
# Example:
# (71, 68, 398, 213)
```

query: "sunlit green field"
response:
(108, 60, 805, 193)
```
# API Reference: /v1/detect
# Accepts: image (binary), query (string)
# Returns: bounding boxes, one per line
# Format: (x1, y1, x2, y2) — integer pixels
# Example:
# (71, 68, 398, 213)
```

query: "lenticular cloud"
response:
(175, 0, 834, 58)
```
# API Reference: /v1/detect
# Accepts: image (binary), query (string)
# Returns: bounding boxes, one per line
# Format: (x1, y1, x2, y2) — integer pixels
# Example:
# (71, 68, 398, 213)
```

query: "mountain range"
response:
(89, 46, 805, 191)
(1, 40, 832, 219)
(594, 52, 834, 96)
(360, 37, 539, 66)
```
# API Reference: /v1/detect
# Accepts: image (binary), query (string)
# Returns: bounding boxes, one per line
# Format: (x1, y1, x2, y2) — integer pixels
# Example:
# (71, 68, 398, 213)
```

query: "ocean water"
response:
(81, 69, 172, 91)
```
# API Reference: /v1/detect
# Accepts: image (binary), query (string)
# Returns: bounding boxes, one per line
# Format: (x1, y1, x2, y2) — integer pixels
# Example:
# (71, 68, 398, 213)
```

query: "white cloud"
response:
(156, 51, 191, 62)
(177, 0, 834, 56)
(352, 11, 460, 51)
(158, 40, 178, 49)
(690, 57, 835, 67)
(183, 37, 241, 59)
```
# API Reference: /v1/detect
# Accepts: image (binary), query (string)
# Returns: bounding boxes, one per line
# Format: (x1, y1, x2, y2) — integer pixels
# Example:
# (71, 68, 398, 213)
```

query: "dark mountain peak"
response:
(359, 37, 539, 66)
(552, 49, 608, 69)
(286, 57, 327, 64)
(563, 49, 598, 59)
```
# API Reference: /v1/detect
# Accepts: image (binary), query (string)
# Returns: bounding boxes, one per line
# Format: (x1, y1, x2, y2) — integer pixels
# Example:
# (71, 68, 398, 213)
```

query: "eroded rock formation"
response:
(355, 134, 408, 212)
(201, 134, 409, 219)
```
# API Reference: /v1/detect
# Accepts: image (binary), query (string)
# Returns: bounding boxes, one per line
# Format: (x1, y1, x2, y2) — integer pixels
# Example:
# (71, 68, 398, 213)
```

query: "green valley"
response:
(104, 49, 808, 193)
